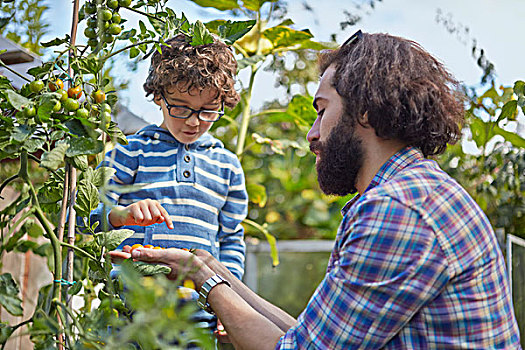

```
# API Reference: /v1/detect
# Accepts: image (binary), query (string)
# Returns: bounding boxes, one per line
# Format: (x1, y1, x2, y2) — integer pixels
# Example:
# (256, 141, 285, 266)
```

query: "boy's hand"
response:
(109, 199, 174, 229)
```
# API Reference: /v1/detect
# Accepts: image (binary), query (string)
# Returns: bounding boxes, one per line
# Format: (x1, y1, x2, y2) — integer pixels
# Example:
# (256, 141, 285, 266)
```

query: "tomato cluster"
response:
(19, 75, 112, 130)
(81, 0, 127, 51)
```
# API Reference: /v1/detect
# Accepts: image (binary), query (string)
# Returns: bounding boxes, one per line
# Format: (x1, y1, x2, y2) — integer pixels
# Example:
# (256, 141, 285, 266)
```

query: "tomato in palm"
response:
(64, 98, 80, 111)
(68, 85, 82, 99)
(143, 245, 154, 249)
(29, 80, 44, 93)
(49, 78, 64, 92)
(93, 90, 106, 103)
(130, 244, 143, 253)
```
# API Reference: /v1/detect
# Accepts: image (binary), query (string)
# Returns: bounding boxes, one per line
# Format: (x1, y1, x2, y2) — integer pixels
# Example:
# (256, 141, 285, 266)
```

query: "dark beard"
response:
(310, 119, 364, 196)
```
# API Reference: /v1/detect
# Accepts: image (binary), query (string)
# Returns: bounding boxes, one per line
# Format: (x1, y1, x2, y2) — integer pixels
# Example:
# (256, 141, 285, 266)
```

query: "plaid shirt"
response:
(277, 146, 521, 349)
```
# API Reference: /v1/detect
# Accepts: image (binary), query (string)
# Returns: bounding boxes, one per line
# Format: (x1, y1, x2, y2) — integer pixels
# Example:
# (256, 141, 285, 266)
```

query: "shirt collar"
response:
(341, 146, 424, 215)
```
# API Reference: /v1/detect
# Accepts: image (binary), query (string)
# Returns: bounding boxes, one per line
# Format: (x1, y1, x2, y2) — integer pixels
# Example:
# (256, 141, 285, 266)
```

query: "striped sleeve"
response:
(217, 156, 248, 280)
(89, 143, 138, 231)
(277, 196, 450, 349)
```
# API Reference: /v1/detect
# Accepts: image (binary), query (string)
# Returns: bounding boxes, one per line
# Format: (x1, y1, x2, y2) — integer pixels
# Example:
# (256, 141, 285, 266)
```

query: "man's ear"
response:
(358, 111, 370, 127)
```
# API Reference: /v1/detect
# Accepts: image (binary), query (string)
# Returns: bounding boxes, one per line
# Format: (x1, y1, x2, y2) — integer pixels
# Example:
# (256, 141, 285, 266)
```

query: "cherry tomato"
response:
(88, 38, 98, 48)
(87, 17, 98, 28)
(64, 98, 80, 111)
(22, 106, 36, 118)
(118, 0, 131, 7)
(57, 89, 68, 103)
(108, 23, 122, 35)
(68, 85, 83, 99)
(92, 90, 106, 103)
(76, 107, 89, 119)
(143, 245, 154, 249)
(153, 246, 163, 249)
(53, 101, 62, 112)
(130, 244, 143, 253)
(49, 78, 64, 92)
(84, 2, 97, 15)
(107, 0, 119, 9)
(29, 80, 44, 93)
(101, 102, 111, 113)
(100, 111, 112, 128)
(102, 33, 114, 43)
(99, 8, 112, 21)
(111, 13, 122, 24)
(84, 27, 97, 39)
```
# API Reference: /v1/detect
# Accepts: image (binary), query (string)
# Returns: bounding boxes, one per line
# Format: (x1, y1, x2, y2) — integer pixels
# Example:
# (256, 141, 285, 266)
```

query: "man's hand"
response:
(108, 199, 174, 229)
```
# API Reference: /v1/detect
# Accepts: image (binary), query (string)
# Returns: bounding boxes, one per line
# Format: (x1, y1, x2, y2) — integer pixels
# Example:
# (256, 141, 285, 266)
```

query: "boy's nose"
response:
(185, 113, 200, 126)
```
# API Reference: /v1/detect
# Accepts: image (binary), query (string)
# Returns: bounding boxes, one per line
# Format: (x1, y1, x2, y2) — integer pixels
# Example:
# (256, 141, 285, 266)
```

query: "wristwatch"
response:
(197, 274, 231, 314)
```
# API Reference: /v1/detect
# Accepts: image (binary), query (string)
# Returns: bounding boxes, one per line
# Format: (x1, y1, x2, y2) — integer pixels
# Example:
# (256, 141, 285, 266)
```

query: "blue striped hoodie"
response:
(90, 124, 248, 279)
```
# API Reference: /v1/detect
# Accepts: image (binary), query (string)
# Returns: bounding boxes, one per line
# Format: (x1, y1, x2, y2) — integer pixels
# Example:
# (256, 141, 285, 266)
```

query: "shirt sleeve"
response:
(277, 196, 450, 349)
(217, 157, 248, 280)
(89, 143, 138, 232)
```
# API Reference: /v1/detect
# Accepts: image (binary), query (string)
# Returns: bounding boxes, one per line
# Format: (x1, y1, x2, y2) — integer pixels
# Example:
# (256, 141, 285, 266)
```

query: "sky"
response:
(42, 0, 525, 126)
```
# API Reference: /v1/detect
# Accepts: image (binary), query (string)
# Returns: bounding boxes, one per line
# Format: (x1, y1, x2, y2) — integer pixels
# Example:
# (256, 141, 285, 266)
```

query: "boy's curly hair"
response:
(319, 32, 465, 157)
(144, 34, 240, 109)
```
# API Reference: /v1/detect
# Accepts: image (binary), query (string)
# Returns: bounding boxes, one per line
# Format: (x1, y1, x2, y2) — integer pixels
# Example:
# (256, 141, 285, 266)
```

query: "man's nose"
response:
(307, 117, 321, 143)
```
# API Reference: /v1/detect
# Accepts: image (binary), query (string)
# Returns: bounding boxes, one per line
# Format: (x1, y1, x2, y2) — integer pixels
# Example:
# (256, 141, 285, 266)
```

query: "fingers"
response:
(125, 199, 173, 228)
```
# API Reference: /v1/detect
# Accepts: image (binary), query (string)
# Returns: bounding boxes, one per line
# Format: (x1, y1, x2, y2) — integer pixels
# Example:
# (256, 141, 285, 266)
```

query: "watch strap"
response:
(197, 274, 231, 314)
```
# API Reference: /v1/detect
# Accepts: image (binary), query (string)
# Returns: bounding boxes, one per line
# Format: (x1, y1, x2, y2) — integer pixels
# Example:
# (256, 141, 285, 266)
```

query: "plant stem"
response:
(0, 174, 19, 200)
(122, 6, 165, 23)
(235, 66, 257, 157)
(59, 241, 97, 261)
(103, 39, 157, 61)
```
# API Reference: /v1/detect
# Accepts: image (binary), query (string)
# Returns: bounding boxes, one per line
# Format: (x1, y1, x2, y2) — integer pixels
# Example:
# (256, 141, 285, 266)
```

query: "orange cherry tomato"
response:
(130, 244, 143, 253)
(93, 89, 106, 103)
(68, 85, 83, 99)
(48, 78, 64, 92)
(153, 246, 163, 249)
(143, 245, 154, 249)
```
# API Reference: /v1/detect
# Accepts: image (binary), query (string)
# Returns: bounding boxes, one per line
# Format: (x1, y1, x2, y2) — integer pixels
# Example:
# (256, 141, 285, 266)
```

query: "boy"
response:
(90, 34, 248, 338)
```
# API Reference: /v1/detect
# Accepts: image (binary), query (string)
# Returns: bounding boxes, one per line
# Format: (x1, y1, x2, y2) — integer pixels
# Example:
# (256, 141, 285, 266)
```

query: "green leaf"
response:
(513, 80, 525, 96)
(66, 137, 104, 157)
(102, 229, 134, 251)
(496, 100, 518, 122)
(93, 166, 116, 188)
(246, 183, 267, 207)
(27, 62, 55, 78)
(129, 47, 140, 59)
(286, 94, 317, 126)
(129, 260, 171, 276)
(11, 125, 34, 143)
(189, 0, 239, 11)
(237, 55, 266, 71)
(492, 123, 525, 148)
(4, 90, 30, 110)
(69, 155, 88, 171)
(139, 20, 147, 35)
(38, 92, 60, 122)
(242, 0, 276, 11)
(22, 137, 45, 153)
(77, 57, 101, 75)
(0, 322, 14, 345)
(74, 179, 99, 217)
(40, 143, 69, 171)
(191, 21, 215, 46)
(217, 20, 256, 45)
(41, 35, 70, 47)
(0, 273, 23, 316)
(263, 26, 313, 50)
(119, 29, 136, 40)
(107, 121, 128, 145)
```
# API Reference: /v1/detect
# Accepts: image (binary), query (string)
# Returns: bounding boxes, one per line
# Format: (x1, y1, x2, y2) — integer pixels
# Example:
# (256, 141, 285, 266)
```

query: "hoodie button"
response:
(184, 144, 190, 151)
(184, 155, 191, 163)
(183, 170, 191, 178)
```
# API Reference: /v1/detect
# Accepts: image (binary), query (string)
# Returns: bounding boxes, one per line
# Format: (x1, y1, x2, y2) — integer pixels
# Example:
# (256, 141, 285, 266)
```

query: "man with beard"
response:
(111, 31, 521, 349)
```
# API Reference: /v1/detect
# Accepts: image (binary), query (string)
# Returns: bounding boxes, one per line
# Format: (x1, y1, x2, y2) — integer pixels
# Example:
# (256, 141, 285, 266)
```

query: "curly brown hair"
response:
(319, 32, 465, 157)
(143, 34, 240, 109)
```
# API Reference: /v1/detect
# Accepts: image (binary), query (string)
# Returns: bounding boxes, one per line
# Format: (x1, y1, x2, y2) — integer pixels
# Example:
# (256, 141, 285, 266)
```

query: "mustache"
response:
(309, 141, 322, 154)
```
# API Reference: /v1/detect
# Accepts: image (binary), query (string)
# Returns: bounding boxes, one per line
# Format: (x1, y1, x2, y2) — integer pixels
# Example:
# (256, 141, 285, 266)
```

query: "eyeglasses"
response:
(160, 92, 224, 122)
(342, 29, 363, 47)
